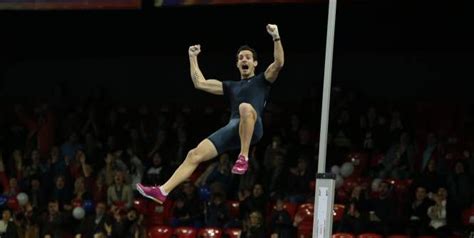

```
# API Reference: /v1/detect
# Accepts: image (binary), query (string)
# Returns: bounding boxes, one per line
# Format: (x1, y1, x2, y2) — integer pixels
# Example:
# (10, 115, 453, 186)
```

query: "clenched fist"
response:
(266, 24, 280, 40)
(189, 45, 201, 57)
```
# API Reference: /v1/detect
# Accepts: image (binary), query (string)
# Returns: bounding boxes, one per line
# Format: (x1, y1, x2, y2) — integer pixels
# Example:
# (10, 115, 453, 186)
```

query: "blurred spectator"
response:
(404, 186, 433, 236)
(107, 171, 133, 209)
(269, 197, 293, 238)
(0, 209, 18, 238)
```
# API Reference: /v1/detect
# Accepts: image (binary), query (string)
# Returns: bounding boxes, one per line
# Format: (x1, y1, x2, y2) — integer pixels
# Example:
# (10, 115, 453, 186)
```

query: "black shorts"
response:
(207, 117, 263, 155)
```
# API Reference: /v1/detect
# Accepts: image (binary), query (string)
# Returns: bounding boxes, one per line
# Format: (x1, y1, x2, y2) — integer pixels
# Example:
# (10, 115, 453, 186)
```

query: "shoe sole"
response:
(231, 168, 247, 175)
(136, 184, 164, 204)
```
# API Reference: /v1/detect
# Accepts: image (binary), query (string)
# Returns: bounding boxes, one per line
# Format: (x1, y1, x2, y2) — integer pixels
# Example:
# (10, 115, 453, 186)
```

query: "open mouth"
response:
(242, 65, 249, 70)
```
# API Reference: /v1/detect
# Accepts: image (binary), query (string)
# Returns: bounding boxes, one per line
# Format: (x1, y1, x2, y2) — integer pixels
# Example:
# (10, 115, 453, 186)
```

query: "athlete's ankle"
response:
(239, 153, 249, 161)
(159, 186, 169, 196)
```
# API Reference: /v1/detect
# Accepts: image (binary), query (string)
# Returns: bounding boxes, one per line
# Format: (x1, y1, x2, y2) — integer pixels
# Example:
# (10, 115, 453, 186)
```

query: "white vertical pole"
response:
(317, 0, 337, 174)
(313, 0, 337, 238)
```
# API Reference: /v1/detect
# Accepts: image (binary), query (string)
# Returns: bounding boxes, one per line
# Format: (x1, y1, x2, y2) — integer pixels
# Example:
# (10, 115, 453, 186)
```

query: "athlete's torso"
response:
(223, 72, 271, 119)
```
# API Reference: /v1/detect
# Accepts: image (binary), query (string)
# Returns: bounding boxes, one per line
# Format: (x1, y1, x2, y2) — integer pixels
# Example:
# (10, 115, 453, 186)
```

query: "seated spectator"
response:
(338, 185, 369, 234)
(427, 187, 450, 237)
(107, 171, 133, 209)
(270, 197, 293, 238)
(243, 211, 265, 238)
(205, 193, 230, 228)
(404, 186, 433, 236)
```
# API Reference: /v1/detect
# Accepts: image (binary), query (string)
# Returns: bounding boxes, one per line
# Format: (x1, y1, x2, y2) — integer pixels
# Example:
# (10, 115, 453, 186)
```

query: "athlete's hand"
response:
(189, 45, 201, 57)
(266, 24, 280, 40)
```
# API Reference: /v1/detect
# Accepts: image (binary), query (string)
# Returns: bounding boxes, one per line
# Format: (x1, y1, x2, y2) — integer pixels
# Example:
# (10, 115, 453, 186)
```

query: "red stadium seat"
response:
(174, 226, 198, 238)
(224, 228, 242, 238)
(272, 202, 298, 219)
(358, 233, 383, 238)
(333, 233, 356, 238)
(146, 199, 174, 225)
(296, 203, 314, 226)
(197, 227, 222, 238)
(148, 225, 173, 238)
(297, 222, 312, 238)
(226, 200, 240, 219)
(386, 179, 413, 201)
(346, 152, 369, 177)
(333, 204, 345, 222)
(133, 198, 148, 215)
(309, 180, 316, 192)
(342, 177, 359, 193)
(461, 207, 474, 226)
(387, 235, 410, 238)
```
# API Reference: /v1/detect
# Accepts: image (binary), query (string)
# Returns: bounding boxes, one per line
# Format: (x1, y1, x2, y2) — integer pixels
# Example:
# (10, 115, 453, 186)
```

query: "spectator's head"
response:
(252, 184, 264, 198)
(9, 177, 18, 190)
(351, 186, 363, 198)
(2, 209, 11, 222)
(176, 195, 186, 208)
(12, 149, 22, 162)
(114, 171, 125, 186)
(96, 202, 107, 216)
(249, 211, 263, 227)
(211, 193, 224, 205)
(152, 152, 162, 167)
(378, 181, 391, 198)
(31, 149, 40, 163)
(271, 135, 282, 149)
(296, 157, 308, 172)
(415, 186, 427, 201)
(104, 151, 118, 166)
(31, 176, 41, 190)
(55, 175, 65, 189)
(182, 181, 196, 197)
(94, 232, 106, 238)
(50, 146, 60, 162)
(218, 153, 230, 168)
(48, 200, 59, 215)
(275, 197, 285, 211)
(427, 159, 437, 173)
(437, 187, 448, 200)
(454, 160, 465, 174)
(74, 177, 85, 194)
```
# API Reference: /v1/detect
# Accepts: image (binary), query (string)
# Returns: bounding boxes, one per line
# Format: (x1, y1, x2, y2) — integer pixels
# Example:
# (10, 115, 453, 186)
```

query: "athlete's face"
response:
(237, 50, 258, 79)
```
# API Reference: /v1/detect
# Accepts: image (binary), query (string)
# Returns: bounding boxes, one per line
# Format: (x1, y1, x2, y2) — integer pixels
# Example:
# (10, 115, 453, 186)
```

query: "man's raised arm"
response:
(189, 45, 223, 95)
(264, 24, 284, 83)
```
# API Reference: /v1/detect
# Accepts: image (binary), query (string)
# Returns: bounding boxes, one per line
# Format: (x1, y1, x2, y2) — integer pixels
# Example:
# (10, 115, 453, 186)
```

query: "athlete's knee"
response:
(185, 148, 205, 164)
(239, 103, 256, 119)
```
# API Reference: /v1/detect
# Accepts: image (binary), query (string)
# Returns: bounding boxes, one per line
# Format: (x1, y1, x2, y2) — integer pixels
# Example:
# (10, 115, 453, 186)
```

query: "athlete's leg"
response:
(232, 103, 257, 175)
(238, 103, 257, 158)
(137, 139, 218, 203)
(161, 139, 218, 193)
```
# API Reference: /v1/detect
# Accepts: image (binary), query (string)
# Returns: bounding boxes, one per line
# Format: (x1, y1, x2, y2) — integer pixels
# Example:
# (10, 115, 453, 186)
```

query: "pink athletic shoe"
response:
(231, 154, 249, 175)
(136, 183, 167, 204)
